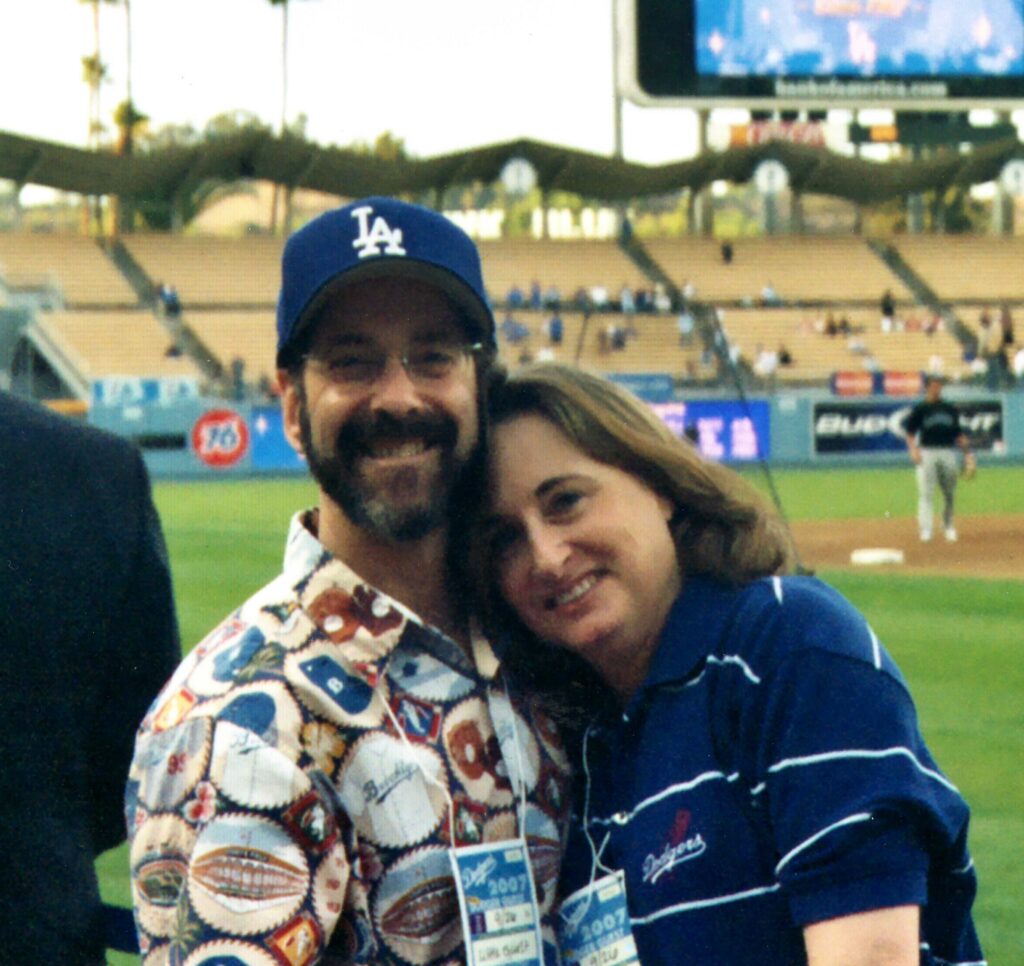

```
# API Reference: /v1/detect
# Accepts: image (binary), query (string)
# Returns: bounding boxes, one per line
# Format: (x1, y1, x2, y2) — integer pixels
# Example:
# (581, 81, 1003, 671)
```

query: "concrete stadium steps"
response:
(38, 311, 207, 382)
(122, 235, 284, 307)
(891, 237, 1024, 303)
(642, 236, 915, 306)
(0, 233, 137, 307)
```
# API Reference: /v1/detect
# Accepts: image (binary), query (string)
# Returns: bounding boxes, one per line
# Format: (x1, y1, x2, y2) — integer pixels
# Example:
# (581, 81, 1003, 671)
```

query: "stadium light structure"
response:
(619, 0, 1024, 112)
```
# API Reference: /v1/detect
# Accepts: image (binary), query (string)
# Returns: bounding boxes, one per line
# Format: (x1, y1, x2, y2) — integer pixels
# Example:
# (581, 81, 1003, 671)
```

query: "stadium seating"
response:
(477, 240, 648, 304)
(643, 236, 915, 305)
(0, 233, 137, 307)
(184, 309, 278, 387)
(122, 235, 284, 306)
(891, 237, 1024, 303)
(37, 311, 206, 381)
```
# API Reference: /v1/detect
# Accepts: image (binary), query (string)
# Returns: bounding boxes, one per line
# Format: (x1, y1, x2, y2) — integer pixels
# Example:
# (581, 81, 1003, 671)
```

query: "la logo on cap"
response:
(351, 205, 406, 259)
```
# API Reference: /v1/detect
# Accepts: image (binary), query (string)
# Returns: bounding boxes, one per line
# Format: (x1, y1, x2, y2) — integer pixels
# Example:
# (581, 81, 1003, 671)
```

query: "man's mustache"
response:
(337, 411, 458, 455)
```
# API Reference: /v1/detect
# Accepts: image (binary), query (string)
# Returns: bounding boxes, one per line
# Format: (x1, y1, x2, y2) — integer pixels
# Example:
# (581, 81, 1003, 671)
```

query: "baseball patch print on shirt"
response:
(372, 846, 462, 965)
(387, 645, 476, 703)
(130, 813, 198, 938)
(443, 699, 514, 806)
(287, 645, 385, 728)
(180, 939, 280, 966)
(134, 716, 212, 811)
(336, 731, 448, 848)
(189, 814, 309, 934)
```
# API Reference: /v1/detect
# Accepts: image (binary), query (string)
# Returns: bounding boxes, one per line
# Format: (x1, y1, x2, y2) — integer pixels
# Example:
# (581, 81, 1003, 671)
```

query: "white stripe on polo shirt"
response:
(775, 812, 873, 875)
(766, 745, 962, 795)
(590, 770, 742, 827)
(630, 882, 782, 926)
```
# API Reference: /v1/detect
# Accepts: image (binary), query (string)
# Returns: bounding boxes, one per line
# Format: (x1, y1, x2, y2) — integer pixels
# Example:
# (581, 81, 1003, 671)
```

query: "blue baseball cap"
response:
(276, 196, 495, 364)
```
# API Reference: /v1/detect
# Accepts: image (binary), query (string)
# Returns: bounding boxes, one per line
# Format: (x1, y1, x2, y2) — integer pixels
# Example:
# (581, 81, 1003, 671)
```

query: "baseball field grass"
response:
(99, 466, 1024, 964)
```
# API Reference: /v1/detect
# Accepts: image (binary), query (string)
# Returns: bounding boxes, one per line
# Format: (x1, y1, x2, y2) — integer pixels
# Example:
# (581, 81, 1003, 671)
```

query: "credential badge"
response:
(351, 205, 406, 258)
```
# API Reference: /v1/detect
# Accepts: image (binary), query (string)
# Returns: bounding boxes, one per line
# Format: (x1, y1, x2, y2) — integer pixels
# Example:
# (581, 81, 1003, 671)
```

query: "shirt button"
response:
(323, 614, 344, 633)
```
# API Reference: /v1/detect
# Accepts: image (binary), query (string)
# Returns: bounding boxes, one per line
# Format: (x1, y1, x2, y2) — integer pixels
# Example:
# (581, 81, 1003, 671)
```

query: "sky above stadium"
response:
(2, 0, 702, 164)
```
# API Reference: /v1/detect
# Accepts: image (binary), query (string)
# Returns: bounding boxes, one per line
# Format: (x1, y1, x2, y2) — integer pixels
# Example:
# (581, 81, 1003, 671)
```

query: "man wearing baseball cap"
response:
(127, 198, 570, 965)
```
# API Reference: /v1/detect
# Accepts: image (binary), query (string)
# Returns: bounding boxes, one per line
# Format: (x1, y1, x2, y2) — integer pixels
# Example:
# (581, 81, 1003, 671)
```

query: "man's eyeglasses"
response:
(305, 341, 483, 386)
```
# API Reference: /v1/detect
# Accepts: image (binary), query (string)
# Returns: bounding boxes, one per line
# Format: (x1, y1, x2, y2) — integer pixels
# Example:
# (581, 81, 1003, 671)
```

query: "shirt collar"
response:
(626, 574, 738, 710)
(281, 509, 501, 681)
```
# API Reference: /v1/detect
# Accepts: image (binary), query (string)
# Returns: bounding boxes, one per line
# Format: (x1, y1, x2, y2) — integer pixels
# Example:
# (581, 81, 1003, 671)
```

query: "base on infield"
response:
(850, 547, 906, 566)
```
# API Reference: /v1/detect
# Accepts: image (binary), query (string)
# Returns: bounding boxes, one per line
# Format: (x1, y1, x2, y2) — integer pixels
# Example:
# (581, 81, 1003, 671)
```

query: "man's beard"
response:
(298, 399, 470, 543)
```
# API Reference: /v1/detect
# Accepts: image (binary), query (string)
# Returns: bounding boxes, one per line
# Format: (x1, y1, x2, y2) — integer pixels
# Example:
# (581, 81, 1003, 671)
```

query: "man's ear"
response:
(278, 368, 305, 457)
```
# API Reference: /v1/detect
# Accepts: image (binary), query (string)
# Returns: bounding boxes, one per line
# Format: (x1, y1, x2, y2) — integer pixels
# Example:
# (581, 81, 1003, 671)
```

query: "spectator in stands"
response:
(681, 278, 697, 303)
(999, 304, 1015, 347)
(573, 286, 592, 311)
(760, 280, 781, 307)
(545, 312, 564, 346)
(619, 283, 636, 316)
(543, 283, 561, 309)
(778, 343, 793, 366)
(979, 310, 1005, 389)
(1013, 345, 1024, 382)
(529, 279, 542, 309)
(0, 391, 179, 965)
(636, 287, 653, 312)
(753, 342, 779, 384)
(653, 282, 672, 313)
(158, 282, 181, 317)
(507, 282, 525, 308)
(720, 240, 734, 264)
(230, 356, 246, 401)
(501, 312, 530, 345)
(838, 314, 853, 336)
(676, 307, 696, 345)
(590, 284, 610, 309)
(880, 289, 896, 332)
(824, 312, 838, 337)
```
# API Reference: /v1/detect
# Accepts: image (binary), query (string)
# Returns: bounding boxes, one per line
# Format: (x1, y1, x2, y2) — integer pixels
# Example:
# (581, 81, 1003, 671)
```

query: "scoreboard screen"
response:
(623, 0, 1024, 108)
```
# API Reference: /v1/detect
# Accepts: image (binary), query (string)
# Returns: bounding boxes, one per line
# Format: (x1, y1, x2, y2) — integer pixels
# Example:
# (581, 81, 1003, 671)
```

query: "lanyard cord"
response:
(498, 673, 531, 841)
(560, 724, 616, 930)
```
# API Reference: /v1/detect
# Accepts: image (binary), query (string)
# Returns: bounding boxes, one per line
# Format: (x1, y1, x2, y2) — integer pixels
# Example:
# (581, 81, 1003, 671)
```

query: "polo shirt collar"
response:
(626, 574, 737, 711)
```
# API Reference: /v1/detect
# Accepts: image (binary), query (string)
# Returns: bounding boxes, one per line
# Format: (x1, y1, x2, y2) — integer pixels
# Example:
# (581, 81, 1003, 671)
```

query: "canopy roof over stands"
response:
(1, 128, 1022, 217)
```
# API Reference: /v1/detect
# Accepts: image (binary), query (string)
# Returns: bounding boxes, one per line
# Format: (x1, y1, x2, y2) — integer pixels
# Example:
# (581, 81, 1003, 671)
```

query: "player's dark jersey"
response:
(903, 399, 962, 447)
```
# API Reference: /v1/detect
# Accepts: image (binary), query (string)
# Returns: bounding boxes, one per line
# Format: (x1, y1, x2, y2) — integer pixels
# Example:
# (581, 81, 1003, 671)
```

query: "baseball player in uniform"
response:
(903, 375, 972, 542)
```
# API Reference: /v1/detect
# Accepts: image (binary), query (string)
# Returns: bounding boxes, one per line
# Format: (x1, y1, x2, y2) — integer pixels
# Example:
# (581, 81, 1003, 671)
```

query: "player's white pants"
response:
(916, 447, 958, 536)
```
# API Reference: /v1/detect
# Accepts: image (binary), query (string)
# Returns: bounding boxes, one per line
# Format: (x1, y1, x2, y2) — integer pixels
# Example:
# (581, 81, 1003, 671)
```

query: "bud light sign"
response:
(814, 400, 1003, 455)
(192, 408, 250, 468)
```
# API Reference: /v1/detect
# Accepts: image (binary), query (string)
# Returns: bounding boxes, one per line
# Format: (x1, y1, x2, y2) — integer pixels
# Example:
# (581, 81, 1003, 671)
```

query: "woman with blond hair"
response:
(470, 364, 982, 966)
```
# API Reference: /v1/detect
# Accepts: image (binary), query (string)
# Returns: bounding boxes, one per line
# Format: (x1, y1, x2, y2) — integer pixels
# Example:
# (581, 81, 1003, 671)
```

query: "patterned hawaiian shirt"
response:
(126, 512, 571, 966)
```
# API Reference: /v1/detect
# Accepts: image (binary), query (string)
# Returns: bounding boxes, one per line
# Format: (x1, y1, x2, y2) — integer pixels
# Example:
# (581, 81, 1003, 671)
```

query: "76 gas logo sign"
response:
(192, 409, 250, 468)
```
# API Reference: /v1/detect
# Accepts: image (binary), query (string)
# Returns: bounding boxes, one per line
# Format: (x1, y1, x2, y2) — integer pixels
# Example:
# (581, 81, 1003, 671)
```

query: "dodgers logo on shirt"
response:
(642, 810, 707, 885)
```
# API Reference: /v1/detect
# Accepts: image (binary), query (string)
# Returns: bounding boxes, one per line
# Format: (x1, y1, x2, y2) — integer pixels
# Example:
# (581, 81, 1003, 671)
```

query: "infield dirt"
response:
(789, 513, 1024, 580)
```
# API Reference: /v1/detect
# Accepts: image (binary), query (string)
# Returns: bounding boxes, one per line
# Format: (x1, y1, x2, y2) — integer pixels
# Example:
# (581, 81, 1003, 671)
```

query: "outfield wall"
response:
(86, 383, 1024, 477)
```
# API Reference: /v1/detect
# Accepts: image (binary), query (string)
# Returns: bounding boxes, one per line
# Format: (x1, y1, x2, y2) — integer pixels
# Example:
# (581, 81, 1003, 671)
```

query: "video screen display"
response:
(629, 0, 1024, 104)
(695, 0, 1024, 79)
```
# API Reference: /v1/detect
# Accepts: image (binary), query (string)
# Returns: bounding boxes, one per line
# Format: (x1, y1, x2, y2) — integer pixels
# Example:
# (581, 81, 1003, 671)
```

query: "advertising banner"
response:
(251, 406, 307, 471)
(650, 400, 770, 462)
(813, 400, 1004, 455)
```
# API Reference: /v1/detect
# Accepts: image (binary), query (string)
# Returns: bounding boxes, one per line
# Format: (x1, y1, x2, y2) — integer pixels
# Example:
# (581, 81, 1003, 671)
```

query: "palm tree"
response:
(78, 0, 121, 148)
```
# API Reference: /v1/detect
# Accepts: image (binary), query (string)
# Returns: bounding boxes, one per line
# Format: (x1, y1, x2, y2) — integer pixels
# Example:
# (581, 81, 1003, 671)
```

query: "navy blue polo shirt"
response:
(562, 575, 982, 966)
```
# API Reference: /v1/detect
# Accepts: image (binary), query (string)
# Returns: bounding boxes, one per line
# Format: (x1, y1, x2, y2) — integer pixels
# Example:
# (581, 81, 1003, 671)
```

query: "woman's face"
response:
(487, 413, 682, 689)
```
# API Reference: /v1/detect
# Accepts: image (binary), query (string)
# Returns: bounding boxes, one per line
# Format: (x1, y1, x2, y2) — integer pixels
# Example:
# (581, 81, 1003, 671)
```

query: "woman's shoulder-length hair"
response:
(479, 363, 796, 585)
